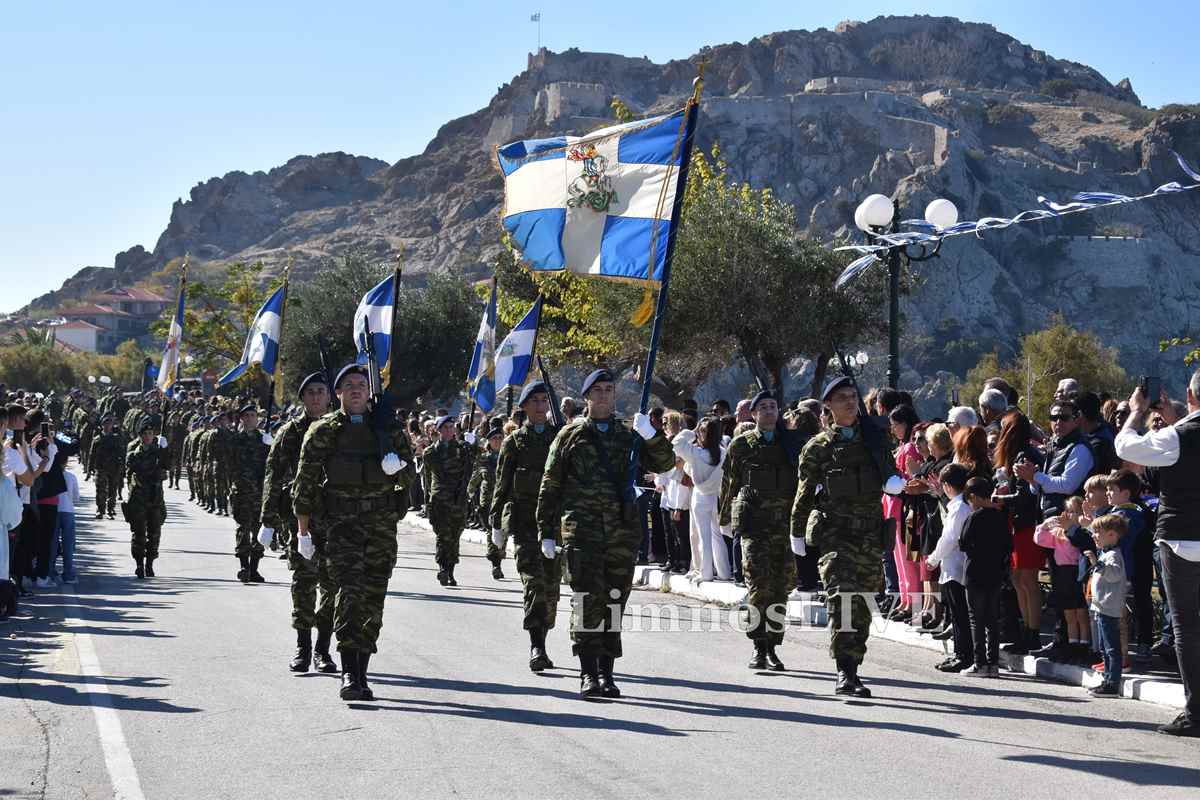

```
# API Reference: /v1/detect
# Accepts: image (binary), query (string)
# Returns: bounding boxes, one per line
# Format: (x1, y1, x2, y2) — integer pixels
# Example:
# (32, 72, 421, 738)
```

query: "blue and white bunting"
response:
(353, 274, 394, 371)
(494, 296, 542, 390)
(219, 285, 286, 386)
(466, 282, 497, 411)
(496, 109, 690, 281)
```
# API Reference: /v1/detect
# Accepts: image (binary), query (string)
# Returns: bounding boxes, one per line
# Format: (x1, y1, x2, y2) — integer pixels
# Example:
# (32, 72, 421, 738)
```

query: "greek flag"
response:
(466, 281, 497, 411)
(219, 285, 285, 385)
(353, 274, 394, 372)
(496, 109, 690, 281)
(156, 268, 187, 396)
(495, 295, 542, 390)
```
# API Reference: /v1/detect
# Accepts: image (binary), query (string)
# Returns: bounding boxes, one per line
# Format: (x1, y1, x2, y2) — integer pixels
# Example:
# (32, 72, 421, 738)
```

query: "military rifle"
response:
(536, 355, 564, 428)
(316, 334, 335, 408)
(359, 320, 396, 457)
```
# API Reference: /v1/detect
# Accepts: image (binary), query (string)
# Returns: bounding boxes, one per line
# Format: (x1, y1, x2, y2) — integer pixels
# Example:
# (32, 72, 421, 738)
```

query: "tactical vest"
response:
(1039, 430, 1091, 516)
(742, 435, 797, 496)
(824, 434, 884, 501)
(512, 426, 555, 499)
(325, 418, 391, 490)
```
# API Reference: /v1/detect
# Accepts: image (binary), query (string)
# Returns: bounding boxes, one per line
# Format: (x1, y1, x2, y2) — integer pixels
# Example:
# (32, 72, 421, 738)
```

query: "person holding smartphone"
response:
(4, 405, 55, 592)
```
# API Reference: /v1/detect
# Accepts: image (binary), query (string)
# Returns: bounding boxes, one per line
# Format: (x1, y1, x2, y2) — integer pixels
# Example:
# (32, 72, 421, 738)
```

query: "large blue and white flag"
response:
(156, 265, 187, 396)
(496, 109, 690, 282)
(219, 285, 286, 385)
(353, 274, 394, 372)
(466, 281, 497, 411)
(495, 295, 542, 390)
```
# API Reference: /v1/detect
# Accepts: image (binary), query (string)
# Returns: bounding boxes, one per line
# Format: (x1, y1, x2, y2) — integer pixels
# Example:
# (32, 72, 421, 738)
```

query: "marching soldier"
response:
(124, 420, 169, 578)
(89, 415, 124, 519)
(258, 373, 339, 674)
(209, 412, 234, 516)
(718, 390, 803, 672)
(291, 364, 415, 702)
(470, 417, 505, 579)
(791, 376, 904, 698)
(536, 369, 674, 699)
(231, 405, 270, 583)
(423, 415, 473, 586)
(490, 382, 561, 672)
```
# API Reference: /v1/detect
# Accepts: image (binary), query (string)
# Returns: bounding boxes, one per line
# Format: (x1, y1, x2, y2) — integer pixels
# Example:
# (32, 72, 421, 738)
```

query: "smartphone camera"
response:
(1139, 376, 1162, 409)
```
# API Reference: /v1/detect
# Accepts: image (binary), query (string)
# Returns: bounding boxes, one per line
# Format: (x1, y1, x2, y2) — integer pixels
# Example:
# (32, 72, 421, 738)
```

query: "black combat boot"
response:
(134, 558, 145, 579)
(528, 628, 553, 672)
(290, 628, 312, 672)
(492, 561, 504, 580)
(578, 654, 602, 700)
(313, 628, 338, 673)
(748, 641, 768, 670)
(765, 645, 786, 672)
(835, 658, 871, 698)
(144, 559, 155, 578)
(237, 554, 250, 583)
(339, 650, 363, 701)
(248, 554, 265, 583)
(436, 565, 448, 586)
(446, 565, 457, 587)
(597, 655, 621, 698)
(358, 652, 374, 701)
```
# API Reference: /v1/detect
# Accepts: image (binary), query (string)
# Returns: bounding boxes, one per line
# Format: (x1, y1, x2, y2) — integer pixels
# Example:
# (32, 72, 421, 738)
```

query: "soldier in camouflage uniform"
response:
(182, 420, 199, 501)
(259, 373, 338, 674)
(292, 364, 415, 702)
(536, 369, 674, 699)
(193, 420, 212, 509)
(75, 399, 98, 477)
(90, 415, 125, 519)
(423, 415, 473, 586)
(470, 417, 505, 579)
(719, 390, 805, 672)
(230, 405, 269, 583)
(791, 376, 903, 698)
(166, 400, 189, 489)
(490, 382, 561, 672)
(209, 412, 234, 516)
(124, 420, 170, 578)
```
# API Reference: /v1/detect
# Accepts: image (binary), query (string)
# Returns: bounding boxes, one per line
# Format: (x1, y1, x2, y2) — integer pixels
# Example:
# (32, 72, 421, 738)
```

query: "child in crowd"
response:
(957, 477, 1012, 678)
(1034, 496, 1090, 662)
(1104, 469, 1153, 667)
(54, 453, 79, 585)
(1086, 513, 1130, 697)
(927, 463, 973, 673)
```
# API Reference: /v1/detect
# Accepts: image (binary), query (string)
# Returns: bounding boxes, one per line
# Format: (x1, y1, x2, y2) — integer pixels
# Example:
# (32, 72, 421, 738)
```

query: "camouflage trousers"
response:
(563, 519, 638, 659)
(486, 528, 509, 565)
(428, 499, 465, 568)
(94, 469, 120, 515)
(231, 489, 264, 558)
(288, 527, 335, 633)
(323, 511, 400, 653)
(740, 528, 796, 646)
(512, 527, 561, 631)
(168, 445, 184, 486)
(126, 488, 166, 561)
(818, 538, 884, 665)
(208, 472, 229, 512)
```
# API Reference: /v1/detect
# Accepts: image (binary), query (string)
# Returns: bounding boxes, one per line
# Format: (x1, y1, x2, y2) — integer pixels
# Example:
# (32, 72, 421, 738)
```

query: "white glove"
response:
(464, 432, 477, 445)
(381, 453, 404, 475)
(257, 526, 274, 548)
(790, 535, 807, 557)
(633, 412, 656, 441)
(541, 539, 557, 559)
(156, 435, 168, 449)
(261, 432, 274, 446)
(490, 528, 503, 548)
(297, 533, 316, 560)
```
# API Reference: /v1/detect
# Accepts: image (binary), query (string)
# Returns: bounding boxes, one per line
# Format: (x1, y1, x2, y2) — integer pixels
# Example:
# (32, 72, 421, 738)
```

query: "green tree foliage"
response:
(0, 338, 156, 394)
(280, 253, 477, 408)
(963, 314, 1130, 427)
(1039, 78, 1078, 99)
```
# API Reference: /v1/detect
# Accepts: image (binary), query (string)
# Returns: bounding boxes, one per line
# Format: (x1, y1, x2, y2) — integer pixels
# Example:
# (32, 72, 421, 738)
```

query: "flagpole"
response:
(267, 254, 294, 418)
(162, 253, 189, 397)
(386, 251, 403, 398)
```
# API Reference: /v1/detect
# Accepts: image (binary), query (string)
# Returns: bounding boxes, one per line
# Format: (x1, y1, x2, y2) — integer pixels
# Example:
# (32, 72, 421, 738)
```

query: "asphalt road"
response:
(2, 474, 1198, 799)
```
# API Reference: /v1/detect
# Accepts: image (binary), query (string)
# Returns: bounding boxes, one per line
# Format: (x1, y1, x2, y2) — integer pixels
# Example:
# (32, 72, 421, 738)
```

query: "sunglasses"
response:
(1048, 414, 1075, 422)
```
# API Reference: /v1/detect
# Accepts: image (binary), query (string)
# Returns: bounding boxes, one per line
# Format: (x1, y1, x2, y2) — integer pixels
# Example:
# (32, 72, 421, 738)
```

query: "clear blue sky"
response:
(2, 0, 1193, 311)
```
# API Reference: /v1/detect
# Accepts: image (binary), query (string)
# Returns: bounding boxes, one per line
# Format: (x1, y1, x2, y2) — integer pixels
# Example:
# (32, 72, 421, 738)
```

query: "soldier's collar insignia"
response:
(760, 429, 775, 442)
(594, 422, 609, 433)
(837, 426, 856, 441)
(349, 414, 365, 424)
(533, 423, 546, 434)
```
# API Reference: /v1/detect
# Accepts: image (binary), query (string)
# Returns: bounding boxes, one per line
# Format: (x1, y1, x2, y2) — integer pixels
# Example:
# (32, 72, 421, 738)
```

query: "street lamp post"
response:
(854, 195, 959, 389)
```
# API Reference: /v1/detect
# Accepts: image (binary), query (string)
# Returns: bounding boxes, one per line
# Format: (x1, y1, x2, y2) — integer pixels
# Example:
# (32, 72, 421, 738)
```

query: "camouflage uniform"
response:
(291, 409, 414, 655)
(231, 427, 268, 562)
(491, 422, 562, 631)
(181, 425, 198, 500)
(536, 416, 674, 660)
(210, 425, 234, 515)
(125, 438, 169, 571)
(89, 429, 125, 517)
(423, 438, 472, 578)
(791, 421, 895, 668)
(469, 447, 504, 565)
(166, 406, 188, 488)
(261, 414, 336, 638)
(194, 427, 212, 509)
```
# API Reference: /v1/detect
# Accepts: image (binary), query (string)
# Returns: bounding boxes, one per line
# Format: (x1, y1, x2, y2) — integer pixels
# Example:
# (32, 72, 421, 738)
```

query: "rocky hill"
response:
(24, 14, 1200, 391)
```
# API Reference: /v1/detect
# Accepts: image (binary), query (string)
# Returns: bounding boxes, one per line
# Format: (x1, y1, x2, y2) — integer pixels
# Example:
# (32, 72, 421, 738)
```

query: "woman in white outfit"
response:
(673, 416, 733, 581)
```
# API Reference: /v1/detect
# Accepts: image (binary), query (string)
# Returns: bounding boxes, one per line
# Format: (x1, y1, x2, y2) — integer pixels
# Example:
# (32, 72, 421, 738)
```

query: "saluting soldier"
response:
(490, 382, 561, 672)
(124, 420, 170, 578)
(89, 414, 125, 519)
(791, 376, 904, 698)
(258, 373, 339, 674)
(536, 369, 674, 699)
(231, 405, 270, 583)
(291, 364, 415, 702)
(423, 415, 474, 586)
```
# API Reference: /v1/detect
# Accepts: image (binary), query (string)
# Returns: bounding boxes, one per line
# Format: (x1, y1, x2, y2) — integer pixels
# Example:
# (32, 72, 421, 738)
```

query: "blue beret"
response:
(580, 368, 614, 397)
(434, 415, 454, 430)
(821, 375, 856, 402)
(334, 363, 368, 389)
(239, 404, 258, 416)
(750, 390, 777, 411)
(517, 381, 550, 407)
(297, 371, 327, 398)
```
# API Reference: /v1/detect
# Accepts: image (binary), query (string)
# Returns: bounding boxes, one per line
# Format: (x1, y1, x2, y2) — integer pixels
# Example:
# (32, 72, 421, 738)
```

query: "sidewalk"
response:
(411, 513, 1186, 710)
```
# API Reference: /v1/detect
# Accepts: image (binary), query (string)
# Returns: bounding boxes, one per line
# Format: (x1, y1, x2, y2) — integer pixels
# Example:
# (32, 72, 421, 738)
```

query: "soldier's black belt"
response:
(323, 492, 401, 514)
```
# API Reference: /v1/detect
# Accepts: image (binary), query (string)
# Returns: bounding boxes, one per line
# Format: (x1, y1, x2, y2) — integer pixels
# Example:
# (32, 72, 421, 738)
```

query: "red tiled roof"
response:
(93, 287, 168, 302)
(55, 320, 104, 330)
(60, 304, 133, 317)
